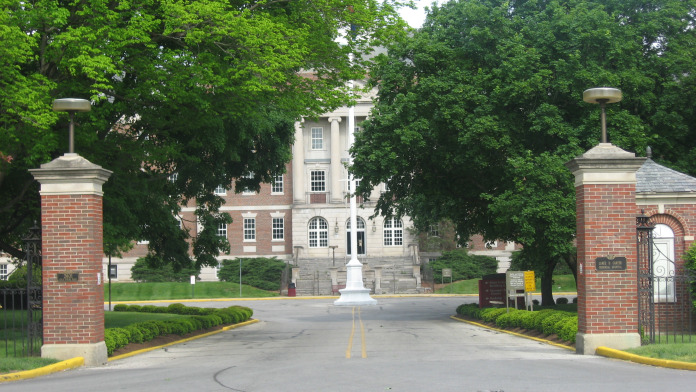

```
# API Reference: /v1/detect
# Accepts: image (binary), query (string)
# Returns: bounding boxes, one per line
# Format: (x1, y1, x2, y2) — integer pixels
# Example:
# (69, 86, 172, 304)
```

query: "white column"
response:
(329, 116, 342, 203)
(292, 121, 305, 204)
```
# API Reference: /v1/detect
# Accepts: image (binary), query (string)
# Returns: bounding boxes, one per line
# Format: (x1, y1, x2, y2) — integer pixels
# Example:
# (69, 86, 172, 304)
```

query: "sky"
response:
(399, 0, 443, 28)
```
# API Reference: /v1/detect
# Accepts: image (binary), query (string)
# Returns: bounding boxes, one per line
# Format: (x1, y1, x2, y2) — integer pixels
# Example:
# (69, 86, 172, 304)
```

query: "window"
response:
(311, 127, 323, 150)
(485, 240, 498, 249)
(272, 175, 283, 194)
(0, 264, 7, 280)
(308, 217, 328, 248)
(652, 224, 676, 302)
(384, 217, 403, 246)
(214, 185, 226, 195)
(310, 170, 326, 192)
(244, 218, 256, 241)
(217, 223, 227, 237)
(169, 172, 178, 183)
(272, 217, 284, 240)
(242, 173, 255, 194)
(428, 224, 440, 237)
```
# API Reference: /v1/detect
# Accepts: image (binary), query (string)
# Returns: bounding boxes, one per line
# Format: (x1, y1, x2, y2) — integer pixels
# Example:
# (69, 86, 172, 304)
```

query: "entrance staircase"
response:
(293, 256, 424, 296)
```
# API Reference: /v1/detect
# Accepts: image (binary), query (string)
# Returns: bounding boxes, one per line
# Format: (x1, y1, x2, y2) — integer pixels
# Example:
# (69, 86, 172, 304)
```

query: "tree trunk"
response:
(540, 259, 557, 306)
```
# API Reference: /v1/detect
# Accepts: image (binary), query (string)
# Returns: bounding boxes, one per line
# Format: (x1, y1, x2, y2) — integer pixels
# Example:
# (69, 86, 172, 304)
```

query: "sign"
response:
(595, 256, 627, 271)
(478, 276, 506, 308)
(57, 271, 79, 282)
(190, 275, 196, 285)
(524, 270, 536, 292)
(506, 271, 525, 290)
(442, 268, 452, 278)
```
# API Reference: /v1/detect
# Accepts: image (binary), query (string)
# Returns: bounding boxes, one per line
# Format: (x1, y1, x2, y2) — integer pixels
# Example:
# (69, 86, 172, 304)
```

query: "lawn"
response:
(436, 274, 577, 295)
(105, 281, 279, 301)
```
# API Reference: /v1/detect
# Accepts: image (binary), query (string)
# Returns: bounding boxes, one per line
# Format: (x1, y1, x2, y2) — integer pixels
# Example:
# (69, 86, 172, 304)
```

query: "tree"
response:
(351, 0, 696, 305)
(0, 0, 410, 268)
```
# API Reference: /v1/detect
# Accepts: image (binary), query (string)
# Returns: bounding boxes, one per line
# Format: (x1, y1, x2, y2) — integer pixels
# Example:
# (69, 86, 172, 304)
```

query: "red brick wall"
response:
(41, 194, 104, 344)
(576, 184, 638, 334)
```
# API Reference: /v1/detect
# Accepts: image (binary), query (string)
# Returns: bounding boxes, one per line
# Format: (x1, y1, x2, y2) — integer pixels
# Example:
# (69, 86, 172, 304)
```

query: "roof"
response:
(636, 158, 696, 194)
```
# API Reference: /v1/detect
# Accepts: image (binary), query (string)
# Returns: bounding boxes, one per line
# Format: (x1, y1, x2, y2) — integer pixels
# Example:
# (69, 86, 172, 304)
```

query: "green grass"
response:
(625, 342, 696, 362)
(436, 274, 577, 294)
(104, 281, 279, 301)
(0, 357, 60, 373)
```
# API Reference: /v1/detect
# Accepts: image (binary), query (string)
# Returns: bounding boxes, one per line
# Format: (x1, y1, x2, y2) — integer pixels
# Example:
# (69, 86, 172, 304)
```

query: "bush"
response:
(106, 304, 253, 356)
(428, 249, 498, 282)
(217, 257, 286, 291)
(556, 297, 569, 305)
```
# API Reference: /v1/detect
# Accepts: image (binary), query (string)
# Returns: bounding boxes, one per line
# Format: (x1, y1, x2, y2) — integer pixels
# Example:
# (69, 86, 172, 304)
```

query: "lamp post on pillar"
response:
(566, 87, 645, 355)
(52, 98, 91, 154)
(30, 97, 112, 366)
(582, 88, 622, 144)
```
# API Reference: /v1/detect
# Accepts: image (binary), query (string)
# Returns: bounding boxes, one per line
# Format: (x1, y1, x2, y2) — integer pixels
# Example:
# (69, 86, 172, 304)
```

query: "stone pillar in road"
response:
(565, 143, 646, 355)
(30, 153, 112, 365)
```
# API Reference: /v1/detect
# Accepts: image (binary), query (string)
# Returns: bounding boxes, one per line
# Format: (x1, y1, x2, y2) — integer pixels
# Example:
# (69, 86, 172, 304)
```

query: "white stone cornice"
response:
(30, 153, 112, 196)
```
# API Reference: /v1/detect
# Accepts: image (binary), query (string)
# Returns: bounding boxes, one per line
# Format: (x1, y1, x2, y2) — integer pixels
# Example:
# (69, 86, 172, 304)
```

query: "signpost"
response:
(190, 275, 196, 298)
(505, 270, 535, 311)
(442, 268, 452, 285)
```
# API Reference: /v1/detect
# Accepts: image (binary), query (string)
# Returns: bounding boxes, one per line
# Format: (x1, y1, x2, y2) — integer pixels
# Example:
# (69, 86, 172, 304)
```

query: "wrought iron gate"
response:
(1, 224, 42, 357)
(637, 213, 695, 344)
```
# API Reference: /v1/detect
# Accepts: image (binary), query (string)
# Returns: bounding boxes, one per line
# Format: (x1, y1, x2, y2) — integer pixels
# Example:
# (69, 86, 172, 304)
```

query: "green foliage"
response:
(0, 0, 410, 265)
(105, 303, 253, 355)
(217, 257, 286, 291)
(130, 257, 199, 282)
(428, 249, 498, 282)
(352, 0, 696, 306)
(456, 304, 578, 344)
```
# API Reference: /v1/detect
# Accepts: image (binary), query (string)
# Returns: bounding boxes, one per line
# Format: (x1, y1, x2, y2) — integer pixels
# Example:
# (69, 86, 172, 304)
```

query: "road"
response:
(5, 296, 696, 391)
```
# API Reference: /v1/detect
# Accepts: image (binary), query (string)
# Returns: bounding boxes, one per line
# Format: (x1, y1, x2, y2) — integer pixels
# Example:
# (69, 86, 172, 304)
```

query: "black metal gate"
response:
(1, 224, 42, 357)
(637, 213, 695, 344)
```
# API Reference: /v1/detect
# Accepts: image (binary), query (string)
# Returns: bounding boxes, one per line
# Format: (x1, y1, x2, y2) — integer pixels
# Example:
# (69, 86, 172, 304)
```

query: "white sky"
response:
(399, 0, 443, 28)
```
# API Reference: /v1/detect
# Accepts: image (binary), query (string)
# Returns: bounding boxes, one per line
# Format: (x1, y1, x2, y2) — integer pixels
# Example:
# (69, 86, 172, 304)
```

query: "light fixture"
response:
(334, 219, 339, 234)
(52, 98, 91, 154)
(583, 88, 622, 144)
(372, 221, 376, 232)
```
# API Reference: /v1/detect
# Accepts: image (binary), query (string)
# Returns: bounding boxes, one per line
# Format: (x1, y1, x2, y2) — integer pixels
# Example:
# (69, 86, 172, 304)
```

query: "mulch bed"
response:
(453, 315, 576, 348)
(110, 324, 229, 357)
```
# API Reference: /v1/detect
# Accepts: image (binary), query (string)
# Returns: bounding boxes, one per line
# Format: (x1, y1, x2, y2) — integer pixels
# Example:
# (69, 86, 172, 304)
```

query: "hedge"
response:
(456, 303, 578, 344)
(105, 304, 253, 355)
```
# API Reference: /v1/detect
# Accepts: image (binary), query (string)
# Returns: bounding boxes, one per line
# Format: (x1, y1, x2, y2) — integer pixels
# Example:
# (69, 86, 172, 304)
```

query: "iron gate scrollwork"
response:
(637, 213, 695, 344)
(0, 223, 42, 357)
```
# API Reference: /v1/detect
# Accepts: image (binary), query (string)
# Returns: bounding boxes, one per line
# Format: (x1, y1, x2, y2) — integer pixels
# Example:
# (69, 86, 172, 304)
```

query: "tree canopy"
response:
(0, 0, 411, 269)
(351, 0, 696, 304)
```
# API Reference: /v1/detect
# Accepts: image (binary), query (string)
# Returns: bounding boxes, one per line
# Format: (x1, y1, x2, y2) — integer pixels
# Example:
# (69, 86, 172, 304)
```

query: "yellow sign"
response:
(524, 271, 536, 292)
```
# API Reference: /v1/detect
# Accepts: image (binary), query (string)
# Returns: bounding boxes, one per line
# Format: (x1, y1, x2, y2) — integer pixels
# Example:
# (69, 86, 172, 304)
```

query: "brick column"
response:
(565, 143, 646, 354)
(30, 153, 112, 365)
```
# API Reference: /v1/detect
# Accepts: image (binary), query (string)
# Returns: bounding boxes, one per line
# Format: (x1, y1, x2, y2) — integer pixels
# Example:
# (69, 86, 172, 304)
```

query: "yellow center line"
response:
(358, 307, 367, 358)
(345, 306, 368, 359)
(346, 307, 356, 358)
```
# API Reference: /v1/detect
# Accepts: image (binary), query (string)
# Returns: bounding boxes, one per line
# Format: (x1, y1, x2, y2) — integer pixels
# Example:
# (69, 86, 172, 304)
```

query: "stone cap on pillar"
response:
(29, 153, 112, 196)
(565, 143, 647, 187)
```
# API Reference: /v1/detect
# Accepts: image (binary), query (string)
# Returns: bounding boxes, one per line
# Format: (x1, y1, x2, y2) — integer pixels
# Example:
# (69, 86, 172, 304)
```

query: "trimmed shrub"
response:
(218, 257, 286, 291)
(480, 307, 508, 323)
(113, 304, 129, 312)
(540, 312, 572, 335)
(557, 316, 578, 343)
(556, 297, 569, 305)
(495, 309, 521, 328)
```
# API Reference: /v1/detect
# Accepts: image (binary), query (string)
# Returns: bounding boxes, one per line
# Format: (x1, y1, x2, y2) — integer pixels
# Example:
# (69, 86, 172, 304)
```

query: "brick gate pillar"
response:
(30, 153, 112, 365)
(565, 143, 646, 354)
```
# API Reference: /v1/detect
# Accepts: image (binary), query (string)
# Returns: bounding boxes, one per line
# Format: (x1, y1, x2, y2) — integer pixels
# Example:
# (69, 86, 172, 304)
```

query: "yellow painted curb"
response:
(0, 357, 84, 383)
(450, 315, 575, 351)
(108, 319, 260, 361)
(596, 346, 696, 371)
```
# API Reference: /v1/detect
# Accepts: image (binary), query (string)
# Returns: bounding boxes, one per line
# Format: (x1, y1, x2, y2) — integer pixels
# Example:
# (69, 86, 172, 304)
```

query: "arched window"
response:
(308, 217, 329, 248)
(652, 224, 676, 302)
(383, 217, 403, 246)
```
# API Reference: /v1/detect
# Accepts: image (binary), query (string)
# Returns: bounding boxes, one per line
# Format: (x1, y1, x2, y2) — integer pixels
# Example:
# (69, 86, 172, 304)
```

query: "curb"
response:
(0, 319, 260, 382)
(0, 357, 84, 383)
(452, 315, 696, 371)
(595, 346, 696, 371)
(449, 315, 575, 351)
(105, 293, 477, 305)
(108, 318, 260, 361)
